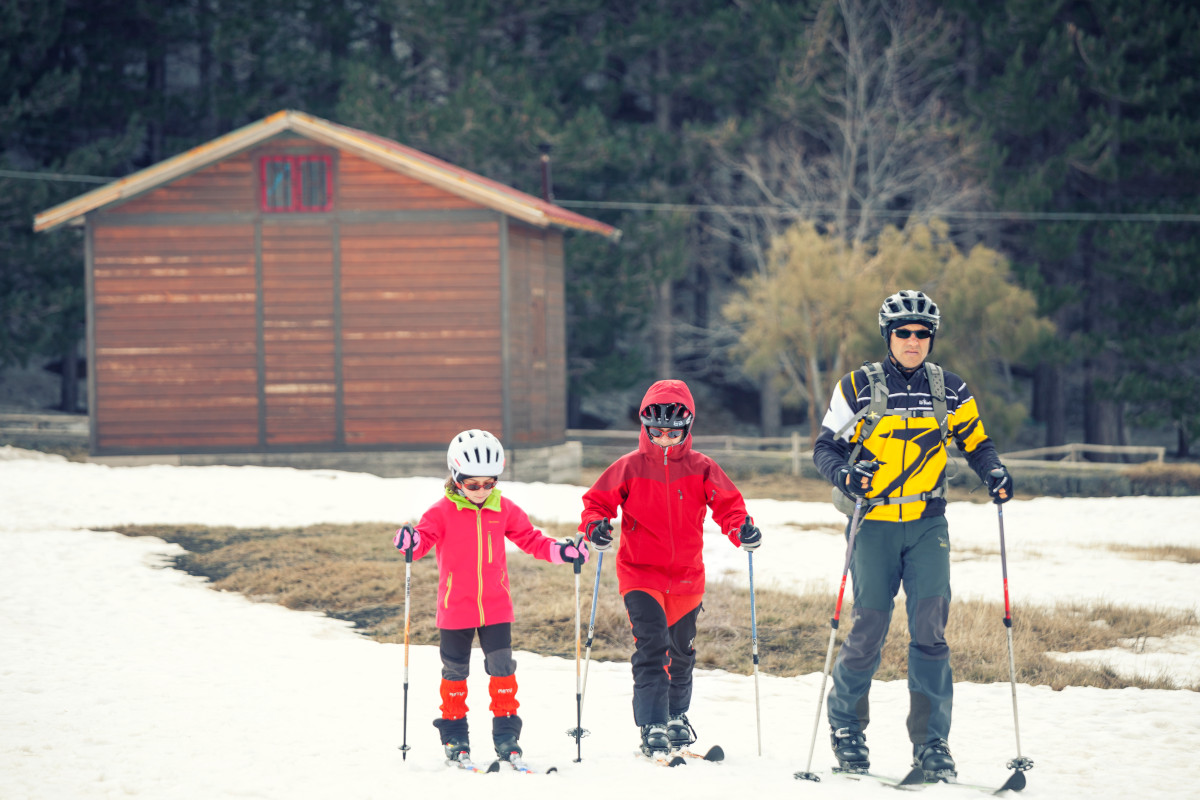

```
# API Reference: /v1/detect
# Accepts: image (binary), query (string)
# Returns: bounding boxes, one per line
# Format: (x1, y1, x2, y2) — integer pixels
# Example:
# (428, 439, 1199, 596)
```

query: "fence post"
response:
(792, 431, 801, 476)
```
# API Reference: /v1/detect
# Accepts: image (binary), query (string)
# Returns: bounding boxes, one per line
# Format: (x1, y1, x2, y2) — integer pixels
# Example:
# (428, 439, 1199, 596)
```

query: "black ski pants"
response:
(624, 590, 701, 726)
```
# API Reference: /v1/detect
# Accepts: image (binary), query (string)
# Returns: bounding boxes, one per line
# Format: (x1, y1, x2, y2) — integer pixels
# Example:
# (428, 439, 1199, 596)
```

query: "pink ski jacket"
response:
(411, 488, 557, 630)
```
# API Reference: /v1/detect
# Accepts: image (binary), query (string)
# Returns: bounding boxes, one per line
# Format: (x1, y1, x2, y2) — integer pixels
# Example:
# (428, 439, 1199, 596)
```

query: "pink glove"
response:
(548, 537, 590, 565)
(393, 525, 419, 552)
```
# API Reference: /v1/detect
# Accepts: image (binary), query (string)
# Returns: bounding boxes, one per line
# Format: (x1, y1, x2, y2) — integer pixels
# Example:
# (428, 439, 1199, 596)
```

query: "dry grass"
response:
(1104, 543, 1200, 564)
(112, 519, 1200, 692)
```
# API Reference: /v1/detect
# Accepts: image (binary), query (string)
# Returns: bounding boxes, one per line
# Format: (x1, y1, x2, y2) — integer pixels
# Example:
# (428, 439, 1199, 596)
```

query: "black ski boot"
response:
(830, 727, 870, 773)
(666, 712, 696, 750)
(492, 714, 523, 761)
(433, 717, 469, 761)
(913, 739, 956, 782)
(639, 722, 671, 756)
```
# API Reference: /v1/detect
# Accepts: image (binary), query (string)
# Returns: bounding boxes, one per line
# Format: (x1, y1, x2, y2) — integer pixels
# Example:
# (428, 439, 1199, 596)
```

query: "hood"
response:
(637, 379, 696, 460)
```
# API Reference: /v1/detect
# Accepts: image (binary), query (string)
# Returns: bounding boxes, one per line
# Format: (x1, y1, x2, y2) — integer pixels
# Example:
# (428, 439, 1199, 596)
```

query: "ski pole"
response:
(992, 478, 1034, 791)
(795, 496, 866, 782)
(581, 550, 605, 704)
(571, 533, 586, 762)
(748, 548, 763, 756)
(398, 524, 415, 761)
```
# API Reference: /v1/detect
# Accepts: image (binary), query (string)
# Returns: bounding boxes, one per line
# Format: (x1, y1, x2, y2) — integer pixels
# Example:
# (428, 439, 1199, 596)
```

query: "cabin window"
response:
(260, 155, 333, 212)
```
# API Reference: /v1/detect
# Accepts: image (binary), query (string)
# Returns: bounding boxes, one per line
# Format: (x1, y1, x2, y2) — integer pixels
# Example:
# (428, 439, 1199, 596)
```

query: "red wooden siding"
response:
(261, 223, 337, 445)
(340, 220, 504, 446)
(92, 224, 259, 450)
(105, 156, 259, 215)
(506, 225, 567, 445)
(338, 152, 481, 211)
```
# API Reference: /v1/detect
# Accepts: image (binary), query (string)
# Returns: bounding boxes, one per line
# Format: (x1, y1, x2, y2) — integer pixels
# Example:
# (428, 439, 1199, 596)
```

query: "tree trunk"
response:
(59, 338, 79, 413)
(759, 374, 781, 437)
(1034, 362, 1066, 447)
(653, 277, 672, 379)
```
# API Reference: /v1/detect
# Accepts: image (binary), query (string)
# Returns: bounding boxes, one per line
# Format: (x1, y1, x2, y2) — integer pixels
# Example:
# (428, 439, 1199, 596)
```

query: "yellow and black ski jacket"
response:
(813, 359, 1002, 522)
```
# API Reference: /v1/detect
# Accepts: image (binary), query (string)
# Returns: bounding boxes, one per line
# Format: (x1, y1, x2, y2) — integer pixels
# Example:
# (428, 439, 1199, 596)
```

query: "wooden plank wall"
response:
(505, 225, 567, 445)
(340, 220, 503, 446)
(87, 141, 568, 454)
(92, 223, 259, 450)
(261, 222, 337, 446)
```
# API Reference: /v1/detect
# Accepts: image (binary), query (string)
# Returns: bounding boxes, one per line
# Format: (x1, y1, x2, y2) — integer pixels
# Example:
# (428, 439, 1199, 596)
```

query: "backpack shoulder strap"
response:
(843, 362, 889, 463)
(924, 362, 949, 441)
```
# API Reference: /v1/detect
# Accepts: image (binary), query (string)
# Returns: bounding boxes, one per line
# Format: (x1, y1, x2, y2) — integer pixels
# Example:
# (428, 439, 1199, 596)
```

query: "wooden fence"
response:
(566, 429, 1167, 476)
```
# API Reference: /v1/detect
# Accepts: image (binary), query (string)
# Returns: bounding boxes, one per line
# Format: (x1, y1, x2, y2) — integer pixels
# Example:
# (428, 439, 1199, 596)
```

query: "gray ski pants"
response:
(826, 515, 953, 747)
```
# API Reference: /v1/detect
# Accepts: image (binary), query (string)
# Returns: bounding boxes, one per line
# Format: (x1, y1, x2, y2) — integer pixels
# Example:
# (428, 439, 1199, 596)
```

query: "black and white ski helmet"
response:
(639, 402, 693, 430)
(446, 429, 505, 479)
(878, 289, 941, 338)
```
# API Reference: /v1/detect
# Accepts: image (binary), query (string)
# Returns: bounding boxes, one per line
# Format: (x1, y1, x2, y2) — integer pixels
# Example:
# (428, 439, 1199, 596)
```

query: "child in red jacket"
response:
(579, 379, 762, 756)
(394, 429, 588, 764)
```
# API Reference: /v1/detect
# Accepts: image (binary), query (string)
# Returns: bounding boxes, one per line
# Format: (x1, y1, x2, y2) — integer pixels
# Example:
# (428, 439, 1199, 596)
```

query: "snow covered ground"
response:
(2, 445, 1198, 799)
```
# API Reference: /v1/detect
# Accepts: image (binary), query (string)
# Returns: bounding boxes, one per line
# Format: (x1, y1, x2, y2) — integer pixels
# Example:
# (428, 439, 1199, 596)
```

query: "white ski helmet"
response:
(447, 429, 505, 478)
(878, 289, 941, 338)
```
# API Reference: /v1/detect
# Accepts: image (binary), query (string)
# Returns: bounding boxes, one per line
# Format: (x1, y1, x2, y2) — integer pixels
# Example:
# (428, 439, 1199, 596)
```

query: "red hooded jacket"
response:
(579, 379, 751, 596)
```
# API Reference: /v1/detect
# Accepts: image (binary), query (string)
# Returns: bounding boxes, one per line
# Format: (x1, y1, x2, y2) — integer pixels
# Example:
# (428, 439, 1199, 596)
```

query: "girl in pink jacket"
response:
(393, 429, 588, 765)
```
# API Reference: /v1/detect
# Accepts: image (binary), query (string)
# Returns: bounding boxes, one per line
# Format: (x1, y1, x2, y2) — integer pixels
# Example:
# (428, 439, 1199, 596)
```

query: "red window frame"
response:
(259, 155, 333, 213)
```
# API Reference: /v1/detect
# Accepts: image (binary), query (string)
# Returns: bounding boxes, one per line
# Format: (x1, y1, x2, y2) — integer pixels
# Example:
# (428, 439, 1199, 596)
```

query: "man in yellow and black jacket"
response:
(812, 290, 1013, 782)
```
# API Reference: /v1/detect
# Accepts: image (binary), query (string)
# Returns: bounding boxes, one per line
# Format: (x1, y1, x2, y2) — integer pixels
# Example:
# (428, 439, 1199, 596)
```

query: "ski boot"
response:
(913, 738, 957, 782)
(639, 722, 671, 757)
(492, 714, 523, 761)
(830, 727, 870, 773)
(433, 717, 470, 761)
(666, 712, 696, 750)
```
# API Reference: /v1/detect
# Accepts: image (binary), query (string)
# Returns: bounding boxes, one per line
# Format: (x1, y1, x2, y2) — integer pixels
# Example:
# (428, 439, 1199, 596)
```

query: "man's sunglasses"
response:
(647, 427, 685, 440)
(459, 479, 498, 491)
(893, 328, 933, 340)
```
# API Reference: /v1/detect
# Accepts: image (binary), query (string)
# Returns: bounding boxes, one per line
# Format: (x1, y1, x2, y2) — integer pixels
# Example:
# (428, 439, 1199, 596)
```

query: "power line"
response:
(555, 199, 1200, 223)
(5, 167, 1199, 223)
(0, 169, 111, 184)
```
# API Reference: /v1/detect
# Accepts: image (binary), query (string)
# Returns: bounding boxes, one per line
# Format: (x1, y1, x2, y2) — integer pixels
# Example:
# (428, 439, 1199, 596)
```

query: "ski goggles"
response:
(459, 479, 498, 491)
(892, 328, 933, 340)
(646, 427, 685, 440)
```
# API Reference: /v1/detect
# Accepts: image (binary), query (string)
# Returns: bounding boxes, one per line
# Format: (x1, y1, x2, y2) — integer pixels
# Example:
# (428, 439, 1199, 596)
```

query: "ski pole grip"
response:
(572, 532, 585, 574)
(400, 523, 415, 563)
(989, 467, 1006, 479)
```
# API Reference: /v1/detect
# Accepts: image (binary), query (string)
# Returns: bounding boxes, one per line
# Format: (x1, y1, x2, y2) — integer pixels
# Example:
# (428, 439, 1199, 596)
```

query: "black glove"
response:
(585, 518, 613, 551)
(837, 460, 880, 499)
(987, 466, 1013, 504)
(737, 516, 762, 551)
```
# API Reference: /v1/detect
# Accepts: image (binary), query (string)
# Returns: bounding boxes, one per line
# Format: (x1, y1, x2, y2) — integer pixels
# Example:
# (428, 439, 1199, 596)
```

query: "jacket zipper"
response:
(476, 507, 486, 624)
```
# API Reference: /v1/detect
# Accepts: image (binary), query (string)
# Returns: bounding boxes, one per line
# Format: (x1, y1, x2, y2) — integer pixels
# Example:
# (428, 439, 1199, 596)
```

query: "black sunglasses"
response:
(647, 427, 685, 440)
(893, 329, 932, 340)
(459, 478, 498, 491)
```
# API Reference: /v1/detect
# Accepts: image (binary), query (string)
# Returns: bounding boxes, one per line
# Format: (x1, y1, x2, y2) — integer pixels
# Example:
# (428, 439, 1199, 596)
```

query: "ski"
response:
(487, 757, 558, 774)
(637, 750, 687, 767)
(814, 765, 1026, 794)
(445, 753, 489, 773)
(673, 744, 724, 762)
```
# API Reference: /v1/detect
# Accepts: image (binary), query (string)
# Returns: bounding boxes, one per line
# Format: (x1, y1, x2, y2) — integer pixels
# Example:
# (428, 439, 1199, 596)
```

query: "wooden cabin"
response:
(35, 110, 618, 463)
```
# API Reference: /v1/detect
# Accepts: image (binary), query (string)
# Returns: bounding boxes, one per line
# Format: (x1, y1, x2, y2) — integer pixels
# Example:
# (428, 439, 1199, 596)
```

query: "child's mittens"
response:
(393, 525, 419, 552)
(549, 537, 590, 565)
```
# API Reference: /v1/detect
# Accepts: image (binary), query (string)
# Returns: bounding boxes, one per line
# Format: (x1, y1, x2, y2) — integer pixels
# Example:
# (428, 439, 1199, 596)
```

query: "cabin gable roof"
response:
(34, 110, 619, 240)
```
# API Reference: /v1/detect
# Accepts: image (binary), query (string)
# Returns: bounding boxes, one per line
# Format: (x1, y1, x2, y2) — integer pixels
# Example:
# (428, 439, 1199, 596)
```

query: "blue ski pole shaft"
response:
(581, 551, 604, 703)
(749, 550, 762, 756)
